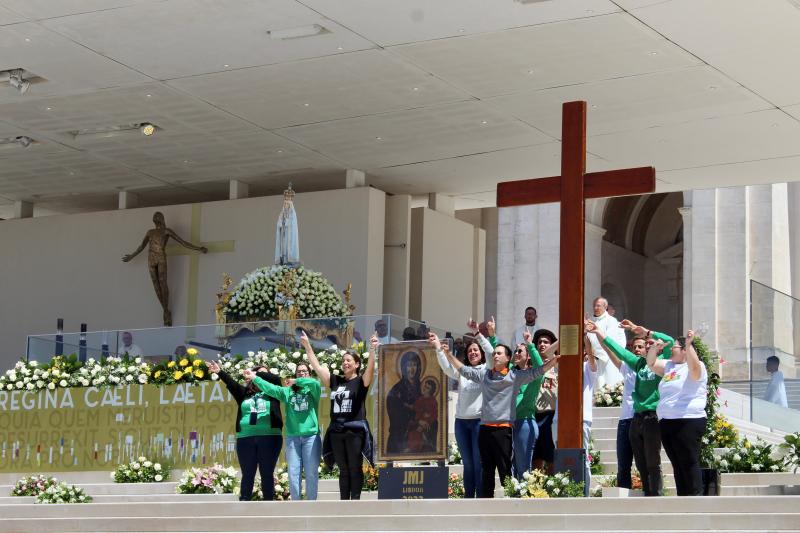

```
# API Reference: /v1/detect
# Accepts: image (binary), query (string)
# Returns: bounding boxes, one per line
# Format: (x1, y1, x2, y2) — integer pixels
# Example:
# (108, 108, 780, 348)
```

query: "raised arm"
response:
(514, 355, 561, 384)
(621, 319, 674, 358)
(122, 235, 149, 262)
(523, 329, 543, 367)
(208, 361, 246, 403)
(362, 333, 379, 388)
(584, 334, 597, 372)
(541, 340, 559, 358)
(301, 331, 330, 387)
(252, 375, 291, 404)
(166, 229, 208, 254)
(430, 333, 459, 379)
(585, 320, 624, 370)
(684, 330, 703, 381)
(646, 339, 668, 376)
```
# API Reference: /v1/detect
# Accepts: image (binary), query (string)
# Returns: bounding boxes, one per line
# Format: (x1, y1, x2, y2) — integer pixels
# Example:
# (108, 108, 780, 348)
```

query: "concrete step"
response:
(0, 498, 798, 532)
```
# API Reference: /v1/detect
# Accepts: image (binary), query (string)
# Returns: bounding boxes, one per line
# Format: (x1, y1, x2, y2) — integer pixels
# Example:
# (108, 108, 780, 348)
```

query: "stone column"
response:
(717, 186, 750, 379)
(687, 188, 718, 351)
(497, 203, 560, 343)
(13, 200, 33, 218)
(789, 182, 800, 359)
(678, 205, 692, 332)
(228, 180, 249, 200)
(118, 191, 139, 210)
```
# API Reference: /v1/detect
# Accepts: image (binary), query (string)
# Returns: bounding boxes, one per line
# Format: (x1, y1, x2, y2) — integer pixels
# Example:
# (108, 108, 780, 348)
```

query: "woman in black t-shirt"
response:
(304, 331, 378, 500)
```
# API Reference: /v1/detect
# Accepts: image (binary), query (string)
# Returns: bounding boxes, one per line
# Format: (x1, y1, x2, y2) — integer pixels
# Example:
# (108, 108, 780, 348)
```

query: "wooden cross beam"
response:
(497, 101, 655, 452)
(167, 204, 235, 326)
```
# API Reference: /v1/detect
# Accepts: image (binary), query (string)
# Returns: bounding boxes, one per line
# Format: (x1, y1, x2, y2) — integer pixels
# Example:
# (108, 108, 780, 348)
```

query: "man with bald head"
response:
(586, 297, 625, 387)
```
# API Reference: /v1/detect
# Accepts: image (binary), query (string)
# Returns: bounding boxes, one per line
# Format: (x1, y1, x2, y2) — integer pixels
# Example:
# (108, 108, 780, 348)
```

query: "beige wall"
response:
(0, 187, 385, 367)
(410, 207, 486, 336)
(383, 195, 411, 318)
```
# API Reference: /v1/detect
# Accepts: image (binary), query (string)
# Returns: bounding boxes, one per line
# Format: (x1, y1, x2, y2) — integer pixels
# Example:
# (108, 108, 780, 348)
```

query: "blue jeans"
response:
(616, 418, 633, 489)
(513, 417, 539, 480)
(454, 418, 482, 498)
(286, 433, 321, 500)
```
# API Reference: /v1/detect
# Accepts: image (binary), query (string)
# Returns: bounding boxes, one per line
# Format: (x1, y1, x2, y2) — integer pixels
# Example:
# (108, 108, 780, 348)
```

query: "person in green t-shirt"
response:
(585, 319, 672, 496)
(250, 363, 322, 500)
(207, 361, 283, 501)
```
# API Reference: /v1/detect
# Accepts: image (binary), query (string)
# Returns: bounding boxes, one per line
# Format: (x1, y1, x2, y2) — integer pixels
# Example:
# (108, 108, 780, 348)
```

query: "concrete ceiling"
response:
(1, 0, 799, 218)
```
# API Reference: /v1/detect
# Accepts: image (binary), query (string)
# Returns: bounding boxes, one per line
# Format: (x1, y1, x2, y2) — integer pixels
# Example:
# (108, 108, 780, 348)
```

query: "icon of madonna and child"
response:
(378, 343, 447, 461)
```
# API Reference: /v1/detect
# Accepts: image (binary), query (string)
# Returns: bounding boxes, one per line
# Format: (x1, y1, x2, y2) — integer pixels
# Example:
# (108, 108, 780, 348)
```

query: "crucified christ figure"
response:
(122, 211, 207, 326)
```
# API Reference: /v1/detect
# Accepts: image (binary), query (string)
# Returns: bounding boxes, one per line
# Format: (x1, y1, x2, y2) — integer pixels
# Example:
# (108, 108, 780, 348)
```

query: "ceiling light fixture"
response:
(0, 135, 34, 149)
(68, 122, 159, 139)
(9, 70, 30, 94)
(267, 24, 329, 40)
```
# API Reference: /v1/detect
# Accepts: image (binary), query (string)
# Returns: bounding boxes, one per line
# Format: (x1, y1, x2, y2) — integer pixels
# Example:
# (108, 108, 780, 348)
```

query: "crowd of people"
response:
(207, 332, 378, 501)
(205, 296, 711, 500)
(438, 298, 710, 497)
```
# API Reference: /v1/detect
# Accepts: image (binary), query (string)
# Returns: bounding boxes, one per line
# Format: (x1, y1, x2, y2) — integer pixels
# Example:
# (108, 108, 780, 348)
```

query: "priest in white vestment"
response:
(587, 297, 625, 388)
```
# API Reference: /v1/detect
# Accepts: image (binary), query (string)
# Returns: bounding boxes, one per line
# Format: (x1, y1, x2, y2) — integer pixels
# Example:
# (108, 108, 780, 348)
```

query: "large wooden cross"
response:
(497, 101, 655, 452)
(167, 204, 235, 326)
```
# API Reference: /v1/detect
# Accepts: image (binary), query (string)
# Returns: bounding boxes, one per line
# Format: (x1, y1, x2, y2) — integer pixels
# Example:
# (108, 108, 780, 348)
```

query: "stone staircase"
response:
(0, 407, 798, 532)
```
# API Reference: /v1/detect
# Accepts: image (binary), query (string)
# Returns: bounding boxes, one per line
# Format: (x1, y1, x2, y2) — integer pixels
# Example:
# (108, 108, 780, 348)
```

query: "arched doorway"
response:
(600, 193, 684, 334)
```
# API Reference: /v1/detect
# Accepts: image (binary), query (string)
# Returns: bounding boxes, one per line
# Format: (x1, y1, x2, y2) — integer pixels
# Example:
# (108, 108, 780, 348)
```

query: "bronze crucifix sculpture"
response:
(122, 211, 207, 326)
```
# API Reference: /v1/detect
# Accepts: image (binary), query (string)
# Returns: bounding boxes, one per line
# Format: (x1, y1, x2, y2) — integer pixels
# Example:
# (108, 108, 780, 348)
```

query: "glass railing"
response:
(25, 314, 452, 363)
(747, 280, 800, 433)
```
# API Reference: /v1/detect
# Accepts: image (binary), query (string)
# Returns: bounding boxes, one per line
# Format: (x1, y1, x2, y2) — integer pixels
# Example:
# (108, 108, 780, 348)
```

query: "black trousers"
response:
(236, 435, 283, 501)
(629, 411, 663, 496)
(330, 429, 365, 500)
(478, 425, 512, 498)
(660, 417, 706, 496)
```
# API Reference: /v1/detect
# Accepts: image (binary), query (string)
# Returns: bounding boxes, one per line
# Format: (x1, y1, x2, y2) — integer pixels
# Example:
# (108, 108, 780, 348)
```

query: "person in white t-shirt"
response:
(119, 331, 144, 358)
(764, 356, 788, 408)
(510, 307, 539, 348)
(647, 330, 707, 496)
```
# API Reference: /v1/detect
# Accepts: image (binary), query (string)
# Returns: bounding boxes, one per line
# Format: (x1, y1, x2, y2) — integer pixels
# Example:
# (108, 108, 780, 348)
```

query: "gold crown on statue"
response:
(283, 183, 295, 201)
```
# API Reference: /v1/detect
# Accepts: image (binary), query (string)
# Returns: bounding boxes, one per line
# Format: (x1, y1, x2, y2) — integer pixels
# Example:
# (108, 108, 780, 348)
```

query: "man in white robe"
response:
(587, 297, 625, 388)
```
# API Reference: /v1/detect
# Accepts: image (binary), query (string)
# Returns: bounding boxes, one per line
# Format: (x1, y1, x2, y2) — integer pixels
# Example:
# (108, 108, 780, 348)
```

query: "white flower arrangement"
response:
(447, 440, 462, 465)
(219, 342, 371, 380)
(34, 481, 92, 504)
(223, 265, 350, 322)
(593, 381, 624, 407)
(113, 456, 170, 483)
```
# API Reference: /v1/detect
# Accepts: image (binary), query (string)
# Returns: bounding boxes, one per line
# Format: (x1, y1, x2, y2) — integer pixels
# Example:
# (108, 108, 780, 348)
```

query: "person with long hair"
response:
(436, 331, 560, 497)
(308, 332, 378, 500)
(647, 330, 708, 496)
(511, 328, 558, 479)
(431, 320, 492, 498)
(206, 361, 283, 501)
(247, 352, 321, 500)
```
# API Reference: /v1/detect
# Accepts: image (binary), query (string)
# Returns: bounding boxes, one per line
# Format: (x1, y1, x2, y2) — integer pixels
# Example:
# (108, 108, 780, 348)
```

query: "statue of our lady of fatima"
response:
(275, 184, 300, 266)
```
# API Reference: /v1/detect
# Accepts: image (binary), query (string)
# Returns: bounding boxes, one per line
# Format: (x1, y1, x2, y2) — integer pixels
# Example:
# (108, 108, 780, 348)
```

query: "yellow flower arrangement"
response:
(186, 348, 198, 356)
(193, 359, 203, 367)
(173, 371, 184, 380)
(167, 361, 176, 369)
(194, 369, 204, 379)
(179, 359, 189, 367)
